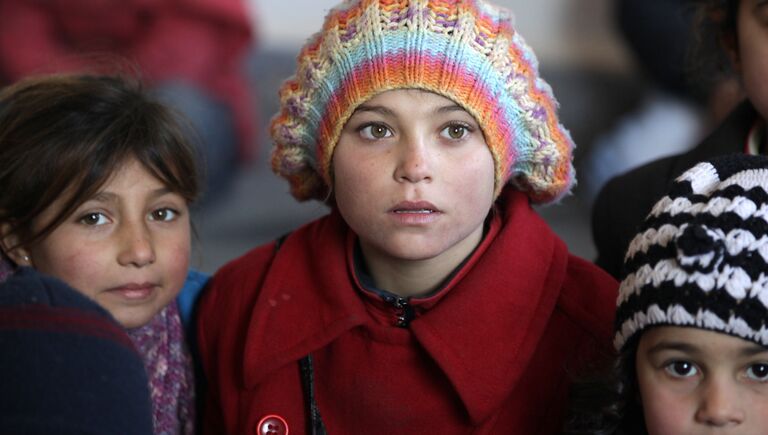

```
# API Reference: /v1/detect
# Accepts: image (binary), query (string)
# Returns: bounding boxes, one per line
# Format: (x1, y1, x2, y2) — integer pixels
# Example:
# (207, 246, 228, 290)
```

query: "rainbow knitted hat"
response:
(270, 0, 575, 203)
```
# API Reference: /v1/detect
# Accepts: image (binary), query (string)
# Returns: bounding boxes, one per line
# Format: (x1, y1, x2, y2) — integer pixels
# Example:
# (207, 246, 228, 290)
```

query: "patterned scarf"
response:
(127, 301, 195, 435)
(0, 256, 13, 282)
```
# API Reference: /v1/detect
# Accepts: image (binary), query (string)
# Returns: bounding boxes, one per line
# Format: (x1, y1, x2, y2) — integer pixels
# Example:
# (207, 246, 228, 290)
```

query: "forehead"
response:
(97, 158, 165, 189)
(355, 88, 471, 115)
(56, 158, 166, 208)
(638, 325, 767, 356)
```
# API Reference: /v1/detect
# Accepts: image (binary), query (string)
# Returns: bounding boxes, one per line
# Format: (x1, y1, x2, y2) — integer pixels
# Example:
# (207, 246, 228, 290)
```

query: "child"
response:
(197, 1, 618, 433)
(592, 0, 766, 278)
(0, 74, 203, 435)
(567, 154, 768, 433)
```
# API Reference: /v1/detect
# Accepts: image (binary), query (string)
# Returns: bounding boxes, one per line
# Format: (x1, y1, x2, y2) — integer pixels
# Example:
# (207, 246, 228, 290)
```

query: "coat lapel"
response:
(240, 190, 570, 425)
(242, 210, 368, 388)
(410, 190, 569, 423)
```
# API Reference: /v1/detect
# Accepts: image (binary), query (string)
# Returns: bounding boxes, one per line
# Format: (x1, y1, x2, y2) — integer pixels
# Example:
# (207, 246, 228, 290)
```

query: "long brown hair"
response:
(0, 74, 200, 252)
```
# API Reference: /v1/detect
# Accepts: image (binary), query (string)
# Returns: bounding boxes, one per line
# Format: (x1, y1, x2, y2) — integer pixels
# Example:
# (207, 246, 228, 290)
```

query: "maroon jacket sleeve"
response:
(559, 255, 619, 369)
(0, 1, 89, 80)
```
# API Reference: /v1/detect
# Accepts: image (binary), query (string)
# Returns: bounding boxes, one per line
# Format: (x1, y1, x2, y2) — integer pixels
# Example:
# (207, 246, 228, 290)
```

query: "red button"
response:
(256, 415, 289, 435)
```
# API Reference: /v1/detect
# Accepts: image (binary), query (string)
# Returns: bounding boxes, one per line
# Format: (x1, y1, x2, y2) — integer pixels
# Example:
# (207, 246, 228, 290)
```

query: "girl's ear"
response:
(714, 1, 741, 73)
(0, 223, 32, 266)
(722, 31, 741, 73)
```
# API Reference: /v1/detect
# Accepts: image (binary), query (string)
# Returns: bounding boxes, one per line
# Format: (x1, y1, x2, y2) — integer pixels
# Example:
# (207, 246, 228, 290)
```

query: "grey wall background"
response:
(250, 0, 631, 70)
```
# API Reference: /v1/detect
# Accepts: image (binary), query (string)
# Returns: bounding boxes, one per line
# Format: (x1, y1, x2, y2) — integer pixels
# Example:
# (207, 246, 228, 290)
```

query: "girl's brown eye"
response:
(441, 124, 468, 140)
(448, 125, 465, 139)
(79, 212, 108, 226)
(747, 363, 768, 381)
(149, 208, 178, 222)
(664, 360, 698, 378)
(359, 123, 392, 140)
(83, 213, 99, 225)
(370, 125, 388, 138)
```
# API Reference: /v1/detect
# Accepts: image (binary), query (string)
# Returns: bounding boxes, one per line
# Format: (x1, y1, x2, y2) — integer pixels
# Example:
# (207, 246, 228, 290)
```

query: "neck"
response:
(747, 117, 767, 155)
(359, 226, 484, 298)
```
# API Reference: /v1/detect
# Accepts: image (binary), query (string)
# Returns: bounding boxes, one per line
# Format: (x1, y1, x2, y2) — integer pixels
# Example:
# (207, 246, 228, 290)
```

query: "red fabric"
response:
(0, 0, 256, 159)
(0, 306, 136, 349)
(197, 189, 618, 434)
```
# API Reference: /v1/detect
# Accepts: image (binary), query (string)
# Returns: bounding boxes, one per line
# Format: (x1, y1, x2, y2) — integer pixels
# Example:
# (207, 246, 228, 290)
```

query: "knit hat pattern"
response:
(270, 0, 575, 203)
(0, 267, 154, 434)
(615, 154, 768, 351)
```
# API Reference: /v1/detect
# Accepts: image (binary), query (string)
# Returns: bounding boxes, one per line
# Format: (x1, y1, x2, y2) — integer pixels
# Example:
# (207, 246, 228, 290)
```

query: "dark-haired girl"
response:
(0, 74, 204, 434)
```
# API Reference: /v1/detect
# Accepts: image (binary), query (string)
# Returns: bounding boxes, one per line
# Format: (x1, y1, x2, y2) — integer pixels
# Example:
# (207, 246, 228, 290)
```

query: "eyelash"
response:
(76, 207, 181, 226)
(746, 363, 768, 382)
(356, 122, 393, 140)
(664, 360, 699, 378)
(354, 121, 476, 141)
(149, 207, 180, 222)
(439, 122, 474, 140)
(661, 360, 768, 383)
(78, 212, 110, 226)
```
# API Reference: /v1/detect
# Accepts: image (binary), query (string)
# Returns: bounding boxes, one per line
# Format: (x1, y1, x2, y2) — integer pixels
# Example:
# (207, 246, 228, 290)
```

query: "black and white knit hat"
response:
(614, 154, 768, 352)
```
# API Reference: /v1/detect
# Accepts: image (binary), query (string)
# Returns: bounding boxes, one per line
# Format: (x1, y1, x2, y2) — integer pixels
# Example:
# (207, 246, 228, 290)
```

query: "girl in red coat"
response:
(197, 1, 618, 433)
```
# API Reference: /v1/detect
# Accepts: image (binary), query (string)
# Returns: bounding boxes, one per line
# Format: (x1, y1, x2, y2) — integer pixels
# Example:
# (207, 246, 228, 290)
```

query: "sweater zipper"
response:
(388, 296, 414, 328)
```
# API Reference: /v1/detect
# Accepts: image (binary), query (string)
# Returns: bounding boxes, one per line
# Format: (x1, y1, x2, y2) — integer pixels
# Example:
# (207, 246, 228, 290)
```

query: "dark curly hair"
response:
(562, 340, 647, 435)
(687, 0, 740, 87)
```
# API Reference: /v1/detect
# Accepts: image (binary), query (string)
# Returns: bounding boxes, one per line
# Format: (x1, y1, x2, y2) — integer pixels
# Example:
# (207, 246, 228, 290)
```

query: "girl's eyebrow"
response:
(88, 187, 173, 203)
(351, 105, 393, 117)
(646, 340, 768, 358)
(646, 341, 700, 356)
(89, 192, 119, 203)
(352, 104, 468, 116)
(737, 343, 768, 358)
(436, 104, 468, 114)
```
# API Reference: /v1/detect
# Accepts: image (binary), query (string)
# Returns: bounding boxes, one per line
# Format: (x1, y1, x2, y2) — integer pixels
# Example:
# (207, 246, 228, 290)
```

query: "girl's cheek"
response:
(165, 240, 191, 288)
(641, 388, 691, 434)
(168, 240, 190, 262)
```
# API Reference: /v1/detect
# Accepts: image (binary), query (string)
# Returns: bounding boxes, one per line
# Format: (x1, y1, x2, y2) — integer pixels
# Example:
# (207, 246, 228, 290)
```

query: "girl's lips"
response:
(106, 283, 158, 300)
(389, 200, 441, 213)
(388, 201, 441, 224)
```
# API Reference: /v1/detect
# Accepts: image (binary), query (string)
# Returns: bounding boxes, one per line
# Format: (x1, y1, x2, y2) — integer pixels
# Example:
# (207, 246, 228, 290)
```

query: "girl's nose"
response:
(116, 221, 156, 267)
(393, 140, 433, 183)
(694, 378, 745, 427)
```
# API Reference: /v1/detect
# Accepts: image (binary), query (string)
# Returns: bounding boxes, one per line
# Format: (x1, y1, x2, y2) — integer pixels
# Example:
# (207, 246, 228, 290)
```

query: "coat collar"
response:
(672, 99, 757, 176)
(242, 188, 569, 424)
(408, 190, 568, 423)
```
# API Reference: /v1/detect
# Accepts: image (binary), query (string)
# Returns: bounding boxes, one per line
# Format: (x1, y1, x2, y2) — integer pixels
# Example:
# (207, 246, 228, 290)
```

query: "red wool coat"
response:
(197, 190, 618, 434)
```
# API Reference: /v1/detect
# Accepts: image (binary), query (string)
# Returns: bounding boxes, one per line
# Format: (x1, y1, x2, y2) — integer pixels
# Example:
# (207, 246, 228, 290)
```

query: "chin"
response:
(113, 310, 156, 330)
(379, 241, 452, 262)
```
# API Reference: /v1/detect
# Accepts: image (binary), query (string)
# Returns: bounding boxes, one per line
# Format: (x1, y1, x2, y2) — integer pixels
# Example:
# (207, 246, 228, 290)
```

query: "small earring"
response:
(22, 255, 30, 263)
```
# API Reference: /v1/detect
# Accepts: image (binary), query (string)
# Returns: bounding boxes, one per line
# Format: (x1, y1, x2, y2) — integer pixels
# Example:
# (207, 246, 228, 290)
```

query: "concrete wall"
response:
(249, 0, 632, 71)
